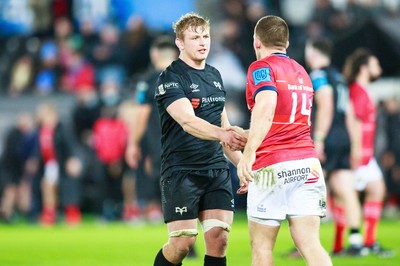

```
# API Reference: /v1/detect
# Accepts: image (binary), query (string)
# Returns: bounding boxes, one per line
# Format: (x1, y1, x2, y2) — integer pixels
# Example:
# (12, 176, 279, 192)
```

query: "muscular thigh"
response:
(289, 215, 321, 247)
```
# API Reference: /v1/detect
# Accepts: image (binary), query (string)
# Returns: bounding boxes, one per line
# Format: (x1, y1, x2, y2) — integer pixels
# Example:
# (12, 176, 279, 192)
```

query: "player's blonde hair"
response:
(255, 15, 288, 49)
(173, 13, 209, 40)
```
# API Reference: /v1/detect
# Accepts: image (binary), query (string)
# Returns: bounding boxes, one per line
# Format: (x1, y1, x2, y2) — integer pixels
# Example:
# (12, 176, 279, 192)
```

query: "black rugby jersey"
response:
(155, 59, 228, 176)
(135, 70, 162, 155)
(310, 66, 350, 145)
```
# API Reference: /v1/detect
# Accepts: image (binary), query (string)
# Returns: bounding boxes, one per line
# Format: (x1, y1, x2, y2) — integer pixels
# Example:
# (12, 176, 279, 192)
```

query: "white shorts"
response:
(44, 160, 59, 184)
(353, 157, 383, 191)
(247, 158, 327, 223)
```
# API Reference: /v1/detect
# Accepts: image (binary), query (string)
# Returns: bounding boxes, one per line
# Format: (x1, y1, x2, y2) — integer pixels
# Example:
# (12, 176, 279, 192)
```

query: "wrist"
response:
(313, 131, 326, 142)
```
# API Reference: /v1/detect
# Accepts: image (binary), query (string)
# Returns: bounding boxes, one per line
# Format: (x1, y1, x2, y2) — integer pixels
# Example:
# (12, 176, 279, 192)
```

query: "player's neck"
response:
(259, 47, 286, 59)
(312, 57, 330, 71)
(179, 54, 205, 70)
(155, 60, 172, 71)
(355, 73, 370, 88)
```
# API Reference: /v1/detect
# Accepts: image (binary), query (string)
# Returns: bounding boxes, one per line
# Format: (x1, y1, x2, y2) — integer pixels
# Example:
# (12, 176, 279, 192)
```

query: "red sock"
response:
(332, 204, 346, 253)
(364, 201, 383, 247)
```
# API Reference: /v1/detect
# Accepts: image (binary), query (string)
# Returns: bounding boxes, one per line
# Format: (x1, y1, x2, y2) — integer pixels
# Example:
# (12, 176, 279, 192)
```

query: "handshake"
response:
(220, 125, 248, 151)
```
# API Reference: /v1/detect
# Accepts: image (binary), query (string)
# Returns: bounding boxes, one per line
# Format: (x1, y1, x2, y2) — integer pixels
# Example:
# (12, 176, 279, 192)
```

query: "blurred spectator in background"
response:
(343, 48, 393, 256)
(125, 35, 178, 224)
(92, 81, 127, 221)
(51, 0, 73, 23)
(72, 89, 101, 146)
(73, 0, 110, 33)
(117, 100, 141, 223)
(121, 15, 152, 79)
(8, 55, 34, 96)
(61, 48, 95, 93)
(36, 102, 82, 226)
(77, 19, 99, 60)
(29, 0, 53, 38)
(35, 40, 60, 94)
(70, 88, 103, 214)
(53, 16, 74, 44)
(0, 113, 38, 223)
(90, 23, 126, 86)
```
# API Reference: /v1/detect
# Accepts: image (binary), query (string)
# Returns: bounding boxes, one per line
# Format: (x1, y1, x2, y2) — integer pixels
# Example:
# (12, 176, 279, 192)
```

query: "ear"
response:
(254, 37, 261, 49)
(175, 38, 184, 50)
(286, 40, 289, 49)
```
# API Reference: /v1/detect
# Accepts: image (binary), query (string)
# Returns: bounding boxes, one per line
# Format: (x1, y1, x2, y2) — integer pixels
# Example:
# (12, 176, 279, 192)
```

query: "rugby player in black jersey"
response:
(153, 13, 246, 266)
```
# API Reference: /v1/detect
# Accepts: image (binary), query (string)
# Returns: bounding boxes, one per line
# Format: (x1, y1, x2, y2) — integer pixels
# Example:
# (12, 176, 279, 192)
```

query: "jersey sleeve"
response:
(309, 69, 329, 92)
(135, 80, 151, 105)
(155, 70, 186, 109)
(247, 61, 277, 101)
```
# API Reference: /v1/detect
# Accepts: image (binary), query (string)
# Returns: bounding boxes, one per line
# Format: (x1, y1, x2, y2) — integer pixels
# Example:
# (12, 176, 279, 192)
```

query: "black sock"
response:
(349, 228, 360, 234)
(154, 248, 182, 266)
(204, 255, 226, 266)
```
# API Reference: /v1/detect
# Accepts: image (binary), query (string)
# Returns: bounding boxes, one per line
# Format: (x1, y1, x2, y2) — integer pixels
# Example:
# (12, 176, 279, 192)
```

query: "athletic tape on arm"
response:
(201, 219, 231, 233)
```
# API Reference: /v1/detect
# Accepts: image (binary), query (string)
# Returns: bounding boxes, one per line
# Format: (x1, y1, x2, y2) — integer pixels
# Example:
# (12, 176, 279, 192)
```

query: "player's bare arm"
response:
(125, 103, 151, 168)
(166, 98, 247, 150)
(220, 108, 244, 166)
(345, 102, 362, 169)
(238, 90, 277, 186)
(314, 85, 334, 162)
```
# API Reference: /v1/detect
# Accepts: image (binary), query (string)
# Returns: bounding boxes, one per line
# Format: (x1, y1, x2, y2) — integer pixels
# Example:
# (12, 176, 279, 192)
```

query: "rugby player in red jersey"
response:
(229, 16, 332, 266)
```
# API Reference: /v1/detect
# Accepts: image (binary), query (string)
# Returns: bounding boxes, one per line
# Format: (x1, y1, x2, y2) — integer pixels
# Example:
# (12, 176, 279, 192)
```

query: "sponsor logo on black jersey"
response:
(191, 98, 200, 109)
(190, 83, 200, 92)
(201, 96, 225, 105)
(164, 82, 179, 89)
(213, 81, 222, 90)
(157, 84, 166, 95)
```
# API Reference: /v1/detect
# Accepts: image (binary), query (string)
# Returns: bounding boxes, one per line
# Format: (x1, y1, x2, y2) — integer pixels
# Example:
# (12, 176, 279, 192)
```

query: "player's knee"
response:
(170, 236, 196, 256)
(202, 219, 231, 249)
(168, 229, 197, 255)
(201, 219, 231, 233)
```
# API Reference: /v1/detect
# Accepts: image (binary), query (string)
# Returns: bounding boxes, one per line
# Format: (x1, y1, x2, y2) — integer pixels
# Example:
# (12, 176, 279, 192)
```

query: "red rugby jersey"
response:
(349, 82, 376, 165)
(246, 53, 317, 170)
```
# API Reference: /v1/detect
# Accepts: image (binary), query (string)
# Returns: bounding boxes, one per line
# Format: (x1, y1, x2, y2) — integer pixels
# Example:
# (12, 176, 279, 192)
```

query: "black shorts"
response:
(323, 126, 351, 173)
(160, 168, 234, 223)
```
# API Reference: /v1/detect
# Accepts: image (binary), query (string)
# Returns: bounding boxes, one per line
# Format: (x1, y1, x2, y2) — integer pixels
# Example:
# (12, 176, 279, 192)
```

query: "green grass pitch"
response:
(0, 212, 398, 265)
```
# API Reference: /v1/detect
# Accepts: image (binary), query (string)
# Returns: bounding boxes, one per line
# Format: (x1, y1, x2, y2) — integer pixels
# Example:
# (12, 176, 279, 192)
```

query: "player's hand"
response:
(350, 144, 362, 169)
(66, 157, 82, 178)
(314, 140, 326, 163)
(236, 182, 248, 194)
(226, 125, 248, 138)
(125, 143, 141, 169)
(220, 129, 247, 151)
(237, 150, 255, 186)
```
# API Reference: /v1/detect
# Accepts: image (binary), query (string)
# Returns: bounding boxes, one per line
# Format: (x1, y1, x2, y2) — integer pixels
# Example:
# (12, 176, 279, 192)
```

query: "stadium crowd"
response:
(0, 0, 399, 229)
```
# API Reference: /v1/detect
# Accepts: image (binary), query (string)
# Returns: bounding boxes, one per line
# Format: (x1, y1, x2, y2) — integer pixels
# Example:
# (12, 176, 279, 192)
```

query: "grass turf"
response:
(0, 212, 399, 265)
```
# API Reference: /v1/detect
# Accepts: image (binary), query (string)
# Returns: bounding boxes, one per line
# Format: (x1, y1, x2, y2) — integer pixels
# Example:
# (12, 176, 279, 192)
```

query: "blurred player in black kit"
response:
(305, 38, 363, 255)
(153, 13, 246, 266)
(125, 36, 178, 223)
